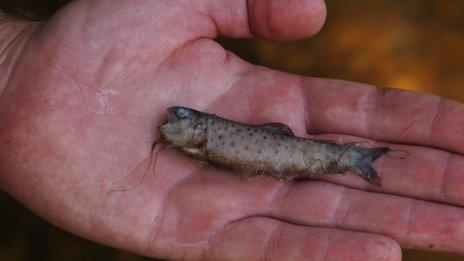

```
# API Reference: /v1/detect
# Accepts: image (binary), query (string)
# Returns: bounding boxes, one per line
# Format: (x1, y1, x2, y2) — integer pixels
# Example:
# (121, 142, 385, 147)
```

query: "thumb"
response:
(200, 0, 326, 41)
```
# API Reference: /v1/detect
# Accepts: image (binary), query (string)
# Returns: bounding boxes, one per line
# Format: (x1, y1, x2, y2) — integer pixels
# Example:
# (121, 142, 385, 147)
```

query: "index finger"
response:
(303, 78, 464, 154)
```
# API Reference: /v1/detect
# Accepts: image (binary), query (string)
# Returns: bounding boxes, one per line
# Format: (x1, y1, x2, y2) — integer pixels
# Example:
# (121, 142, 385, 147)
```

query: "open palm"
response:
(1, 0, 464, 259)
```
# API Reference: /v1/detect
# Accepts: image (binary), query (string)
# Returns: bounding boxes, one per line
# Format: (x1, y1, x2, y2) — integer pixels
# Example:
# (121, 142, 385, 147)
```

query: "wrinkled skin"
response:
(1, 1, 464, 260)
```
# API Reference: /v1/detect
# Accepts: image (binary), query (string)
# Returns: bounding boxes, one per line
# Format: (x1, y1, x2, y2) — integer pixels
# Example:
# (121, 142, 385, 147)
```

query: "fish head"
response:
(158, 106, 207, 147)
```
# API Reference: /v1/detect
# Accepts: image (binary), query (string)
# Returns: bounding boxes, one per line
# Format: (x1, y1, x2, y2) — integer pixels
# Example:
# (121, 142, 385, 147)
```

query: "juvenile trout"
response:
(158, 106, 391, 186)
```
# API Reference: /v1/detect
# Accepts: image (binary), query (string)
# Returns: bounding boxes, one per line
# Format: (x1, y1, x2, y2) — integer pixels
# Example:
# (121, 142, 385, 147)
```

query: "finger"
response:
(302, 78, 464, 154)
(160, 170, 464, 255)
(205, 68, 464, 154)
(206, 217, 401, 260)
(305, 133, 464, 207)
(198, 0, 326, 40)
(266, 181, 464, 254)
(202, 68, 464, 205)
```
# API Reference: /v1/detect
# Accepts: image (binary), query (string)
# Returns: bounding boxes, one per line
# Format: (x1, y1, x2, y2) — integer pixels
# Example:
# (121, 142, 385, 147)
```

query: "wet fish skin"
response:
(159, 106, 390, 186)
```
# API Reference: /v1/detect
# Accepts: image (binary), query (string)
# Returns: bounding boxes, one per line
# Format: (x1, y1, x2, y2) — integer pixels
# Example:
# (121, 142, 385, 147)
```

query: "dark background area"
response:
(1, 0, 463, 260)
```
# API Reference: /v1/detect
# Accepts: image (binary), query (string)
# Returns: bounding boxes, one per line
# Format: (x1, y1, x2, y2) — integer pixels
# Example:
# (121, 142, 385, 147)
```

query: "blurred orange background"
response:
(0, 0, 463, 260)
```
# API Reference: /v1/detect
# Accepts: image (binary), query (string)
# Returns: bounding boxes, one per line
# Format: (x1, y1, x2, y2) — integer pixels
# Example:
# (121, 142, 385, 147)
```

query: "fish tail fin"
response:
(351, 147, 391, 186)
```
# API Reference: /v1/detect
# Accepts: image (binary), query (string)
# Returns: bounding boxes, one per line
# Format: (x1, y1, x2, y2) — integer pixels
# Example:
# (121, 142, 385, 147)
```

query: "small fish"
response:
(158, 106, 391, 186)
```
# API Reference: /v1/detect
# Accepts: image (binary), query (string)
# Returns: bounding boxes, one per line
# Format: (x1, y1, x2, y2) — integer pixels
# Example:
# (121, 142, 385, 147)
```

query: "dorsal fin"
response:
(258, 122, 294, 136)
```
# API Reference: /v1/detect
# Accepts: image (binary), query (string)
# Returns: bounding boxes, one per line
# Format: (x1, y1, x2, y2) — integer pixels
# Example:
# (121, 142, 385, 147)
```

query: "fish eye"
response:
(176, 107, 190, 119)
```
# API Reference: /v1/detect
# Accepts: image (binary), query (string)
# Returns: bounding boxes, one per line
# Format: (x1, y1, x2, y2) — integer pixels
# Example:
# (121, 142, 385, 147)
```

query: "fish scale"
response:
(207, 117, 306, 175)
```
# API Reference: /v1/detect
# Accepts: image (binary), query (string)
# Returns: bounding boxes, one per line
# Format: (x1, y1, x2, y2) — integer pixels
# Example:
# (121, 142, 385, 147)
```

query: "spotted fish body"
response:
(159, 106, 391, 186)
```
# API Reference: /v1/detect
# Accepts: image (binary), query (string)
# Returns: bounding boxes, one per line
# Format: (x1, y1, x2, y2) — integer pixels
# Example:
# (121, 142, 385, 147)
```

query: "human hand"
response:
(1, 0, 463, 259)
